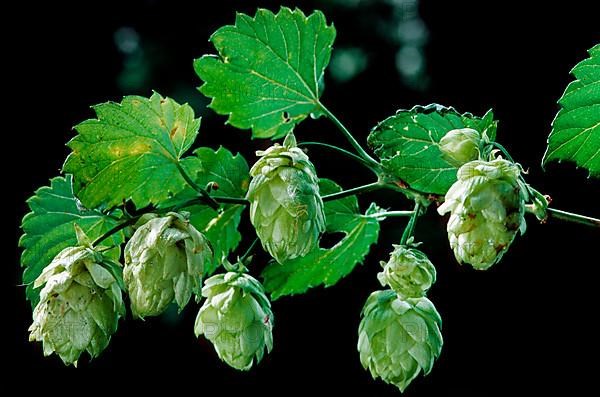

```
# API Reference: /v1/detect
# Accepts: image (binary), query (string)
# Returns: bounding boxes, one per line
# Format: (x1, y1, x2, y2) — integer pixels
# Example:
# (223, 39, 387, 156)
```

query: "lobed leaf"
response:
(63, 92, 201, 209)
(195, 7, 336, 139)
(368, 104, 497, 195)
(543, 44, 600, 177)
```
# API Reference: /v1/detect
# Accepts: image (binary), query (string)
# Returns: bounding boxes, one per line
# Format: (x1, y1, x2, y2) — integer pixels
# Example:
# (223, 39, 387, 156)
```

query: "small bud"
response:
(377, 245, 436, 298)
(195, 271, 274, 371)
(439, 128, 481, 166)
(124, 212, 212, 318)
(206, 181, 219, 192)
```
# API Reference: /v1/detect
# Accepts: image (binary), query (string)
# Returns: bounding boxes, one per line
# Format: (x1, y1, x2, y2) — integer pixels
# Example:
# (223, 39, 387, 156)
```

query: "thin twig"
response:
(318, 103, 380, 169)
(543, 207, 600, 228)
(175, 162, 219, 210)
(400, 202, 422, 245)
(321, 181, 383, 202)
(240, 238, 260, 263)
(298, 141, 379, 173)
(92, 217, 140, 247)
(370, 210, 415, 218)
(212, 196, 249, 205)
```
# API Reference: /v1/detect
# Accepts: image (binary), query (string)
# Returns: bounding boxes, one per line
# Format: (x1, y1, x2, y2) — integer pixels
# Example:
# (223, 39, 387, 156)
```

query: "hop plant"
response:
(439, 127, 482, 166)
(437, 159, 527, 270)
(124, 212, 212, 318)
(17, 6, 600, 391)
(358, 290, 443, 392)
(195, 269, 274, 371)
(28, 229, 125, 366)
(378, 245, 436, 298)
(247, 132, 326, 263)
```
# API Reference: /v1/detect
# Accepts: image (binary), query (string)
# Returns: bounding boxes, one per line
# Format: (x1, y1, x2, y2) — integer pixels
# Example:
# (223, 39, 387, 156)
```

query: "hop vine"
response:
(18, 6, 599, 393)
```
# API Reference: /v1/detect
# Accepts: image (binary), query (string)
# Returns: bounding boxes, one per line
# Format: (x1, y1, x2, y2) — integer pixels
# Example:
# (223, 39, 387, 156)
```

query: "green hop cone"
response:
(28, 233, 125, 366)
(124, 212, 212, 318)
(378, 245, 436, 298)
(358, 290, 443, 392)
(247, 132, 326, 263)
(195, 270, 274, 371)
(439, 127, 482, 166)
(437, 159, 527, 270)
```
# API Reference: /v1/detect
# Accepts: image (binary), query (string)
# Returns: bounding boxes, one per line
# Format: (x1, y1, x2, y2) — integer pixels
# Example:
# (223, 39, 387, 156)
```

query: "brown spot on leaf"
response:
(393, 180, 408, 189)
(241, 178, 250, 191)
(170, 121, 185, 140)
(495, 244, 507, 253)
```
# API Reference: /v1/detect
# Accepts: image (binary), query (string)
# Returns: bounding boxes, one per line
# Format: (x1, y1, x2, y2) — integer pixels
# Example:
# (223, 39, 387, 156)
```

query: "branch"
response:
(212, 196, 249, 205)
(92, 216, 140, 247)
(542, 207, 600, 228)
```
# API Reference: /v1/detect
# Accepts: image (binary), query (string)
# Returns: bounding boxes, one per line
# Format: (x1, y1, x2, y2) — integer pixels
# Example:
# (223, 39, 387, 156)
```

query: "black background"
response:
(9, 0, 600, 394)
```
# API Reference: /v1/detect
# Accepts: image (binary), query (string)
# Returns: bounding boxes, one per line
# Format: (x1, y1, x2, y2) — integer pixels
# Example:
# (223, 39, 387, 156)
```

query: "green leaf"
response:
(195, 7, 336, 139)
(63, 92, 201, 209)
(367, 104, 497, 195)
(162, 147, 250, 274)
(543, 44, 600, 177)
(19, 175, 125, 306)
(189, 206, 245, 275)
(261, 179, 380, 300)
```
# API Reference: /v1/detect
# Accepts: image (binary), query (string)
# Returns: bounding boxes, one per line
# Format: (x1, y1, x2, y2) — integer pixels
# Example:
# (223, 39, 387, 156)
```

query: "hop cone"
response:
(358, 290, 443, 392)
(124, 212, 212, 318)
(247, 132, 326, 263)
(195, 271, 274, 370)
(29, 243, 125, 366)
(378, 245, 436, 298)
(439, 127, 482, 166)
(437, 159, 526, 270)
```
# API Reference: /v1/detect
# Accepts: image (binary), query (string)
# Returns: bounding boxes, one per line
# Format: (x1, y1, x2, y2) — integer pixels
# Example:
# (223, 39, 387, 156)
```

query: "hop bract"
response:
(29, 244, 125, 366)
(439, 127, 482, 166)
(124, 212, 212, 318)
(358, 290, 443, 392)
(195, 271, 274, 371)
(378, 245, 436, 298)
(247, 132, 326, 263)
(437, 159, 526, 270)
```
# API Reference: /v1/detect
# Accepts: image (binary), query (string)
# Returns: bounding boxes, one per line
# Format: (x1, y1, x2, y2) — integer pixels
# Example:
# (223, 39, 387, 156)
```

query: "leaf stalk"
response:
(318, 103, 381, 169)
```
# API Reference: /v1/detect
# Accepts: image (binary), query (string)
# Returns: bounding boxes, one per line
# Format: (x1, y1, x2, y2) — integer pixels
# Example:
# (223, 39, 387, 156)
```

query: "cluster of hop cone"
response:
(28, 130, 528, 392)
